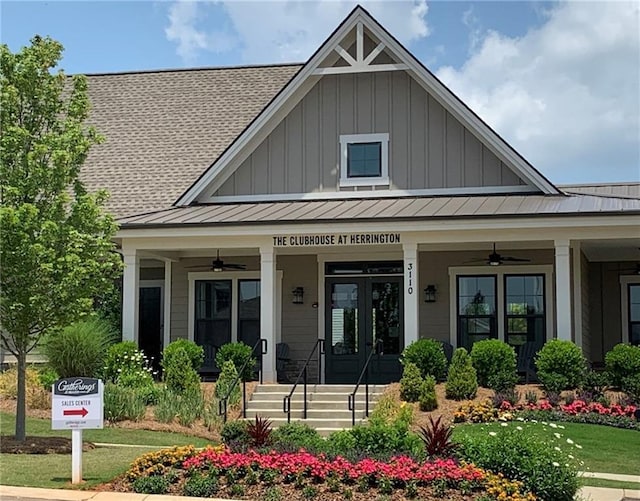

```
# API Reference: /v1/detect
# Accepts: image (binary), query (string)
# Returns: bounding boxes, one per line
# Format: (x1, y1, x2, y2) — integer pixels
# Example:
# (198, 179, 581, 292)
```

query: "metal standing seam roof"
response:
(117, 193, 640, 228)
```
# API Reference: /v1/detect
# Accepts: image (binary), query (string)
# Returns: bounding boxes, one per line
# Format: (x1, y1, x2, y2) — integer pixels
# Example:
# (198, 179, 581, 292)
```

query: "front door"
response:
(139, 286, 162, 372)
(325, 276, 403, 384)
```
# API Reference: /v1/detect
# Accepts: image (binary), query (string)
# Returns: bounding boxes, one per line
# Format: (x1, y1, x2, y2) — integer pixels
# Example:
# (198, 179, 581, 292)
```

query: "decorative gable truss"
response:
(177, 6, 559, 207)
(313, 22, 408, 75)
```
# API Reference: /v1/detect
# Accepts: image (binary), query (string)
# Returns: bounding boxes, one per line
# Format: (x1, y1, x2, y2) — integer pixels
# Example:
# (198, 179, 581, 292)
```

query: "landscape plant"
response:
(399, 361, 423, 402)
(445, 348, 478, 400)
(401, 339, 448, 380)
(103, 383, 146, 423)
(42, 317, 116, 378)
(161, 343, 201, 394)
(102, 341, 157, 404)
(0, 36, 122, 440)
(161, 338, 204, 372)
(418, 416, 456, 457)
(605, 343, 640, 386)
(215, 342, 256, 381)
(215, 359, 241, 407)
(419, 375, 438, 412)
(470, 339, 517, 389)
(535, 340, 586, 391)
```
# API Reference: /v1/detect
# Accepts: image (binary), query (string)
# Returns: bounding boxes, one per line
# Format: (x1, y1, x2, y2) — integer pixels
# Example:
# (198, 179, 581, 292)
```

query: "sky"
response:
(1, 0, 639, 185)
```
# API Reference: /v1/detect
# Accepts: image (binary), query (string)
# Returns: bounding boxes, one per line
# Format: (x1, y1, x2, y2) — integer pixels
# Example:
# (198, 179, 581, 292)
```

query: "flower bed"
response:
(453, 398, 639, 430)
(122, 446, 536, 500)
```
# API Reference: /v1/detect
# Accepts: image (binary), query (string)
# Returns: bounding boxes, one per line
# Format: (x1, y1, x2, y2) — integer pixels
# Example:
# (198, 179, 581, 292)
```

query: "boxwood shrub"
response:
(470, 339, 517, 389)
(535, 340, 586, 391)
(401, 339, 448, 380)
(605, 343, 640, 387)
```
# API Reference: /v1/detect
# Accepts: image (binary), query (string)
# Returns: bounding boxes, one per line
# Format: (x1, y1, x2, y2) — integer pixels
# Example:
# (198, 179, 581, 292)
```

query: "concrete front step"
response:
(245, 409, 367, 420)
(248, 399, 375, 410)
(259, 417, 367, 433)
(254, 384, 386, 394)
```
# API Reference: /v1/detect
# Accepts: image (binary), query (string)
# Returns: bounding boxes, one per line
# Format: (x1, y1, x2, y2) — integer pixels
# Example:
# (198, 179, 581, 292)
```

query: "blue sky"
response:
(2, 1, 639, 183)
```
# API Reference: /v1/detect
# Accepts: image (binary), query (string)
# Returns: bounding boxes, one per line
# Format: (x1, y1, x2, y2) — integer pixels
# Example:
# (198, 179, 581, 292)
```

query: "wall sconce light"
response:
(292, 287, 304, 304)
(424, 284, 437, 303)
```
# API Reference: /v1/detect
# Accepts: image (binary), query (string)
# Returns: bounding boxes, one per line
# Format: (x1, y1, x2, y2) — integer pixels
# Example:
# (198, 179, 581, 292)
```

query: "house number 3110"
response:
(407, 262, 413, 295)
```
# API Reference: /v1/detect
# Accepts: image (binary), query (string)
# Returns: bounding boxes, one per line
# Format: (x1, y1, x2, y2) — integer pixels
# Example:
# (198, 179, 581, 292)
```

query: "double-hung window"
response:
(628, 283, 640, 345)
(339, 133, 389, 187)
(457, 276, 497, 351)
(504, 275, 546, 350)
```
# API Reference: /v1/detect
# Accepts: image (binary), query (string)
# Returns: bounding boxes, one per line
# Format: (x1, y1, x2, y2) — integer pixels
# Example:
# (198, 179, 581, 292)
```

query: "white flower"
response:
(554, 433, 561, 439)
(501, 422, 508, 427)
(489, 432, 497, 437)
(558, 425, 565, 429)
(517, 417, 525, 422)
(542, 422, 548, 426)
(552, 462, 560, 467)
(575, 444, 582, 449)
(516, 426, 523, 431)
(566, 438, 574, 444)
(554, 447, 561, 451)
(531, 419, 538, 423)
(568, 454, 574, 459)
(549, 423, 558, 428)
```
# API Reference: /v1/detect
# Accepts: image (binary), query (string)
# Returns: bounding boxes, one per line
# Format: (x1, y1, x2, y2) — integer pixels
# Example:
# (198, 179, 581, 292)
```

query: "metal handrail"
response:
(218, 338, 268, 423)
(282, 339, 325, 423)
(347, 338, 383, 426)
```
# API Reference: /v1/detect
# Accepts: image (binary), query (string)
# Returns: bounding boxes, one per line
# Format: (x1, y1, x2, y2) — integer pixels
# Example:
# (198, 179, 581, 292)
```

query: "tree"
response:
(0, 36, 122, 441)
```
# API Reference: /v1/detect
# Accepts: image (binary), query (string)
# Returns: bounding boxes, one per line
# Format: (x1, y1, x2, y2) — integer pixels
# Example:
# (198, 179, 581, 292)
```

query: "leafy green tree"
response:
(0, 36, 122, 441)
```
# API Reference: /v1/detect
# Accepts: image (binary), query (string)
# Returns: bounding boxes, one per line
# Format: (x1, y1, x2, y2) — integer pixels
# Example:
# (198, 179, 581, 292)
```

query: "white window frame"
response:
(339, 133, 390, 187)
(187, 271, 283, 345)
(620, 275, 640, 344)
(448, 265, 554, 348)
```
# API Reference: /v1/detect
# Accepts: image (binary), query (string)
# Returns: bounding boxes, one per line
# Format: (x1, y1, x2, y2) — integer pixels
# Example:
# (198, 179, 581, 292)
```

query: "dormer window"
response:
(339, 133, 389, 187)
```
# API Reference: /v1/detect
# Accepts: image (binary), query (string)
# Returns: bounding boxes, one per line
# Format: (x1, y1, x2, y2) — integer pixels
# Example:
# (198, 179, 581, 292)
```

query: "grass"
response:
(0, 411, 217, 489)
(453, 420, 640, 476)
(580, 478, 640, 490)
(0, 412, 212, 447)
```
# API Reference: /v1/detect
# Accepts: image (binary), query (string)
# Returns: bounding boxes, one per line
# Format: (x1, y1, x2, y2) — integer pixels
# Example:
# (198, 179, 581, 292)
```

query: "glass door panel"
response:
(195, 280, 231, 372)
(238, 279, 261, 374)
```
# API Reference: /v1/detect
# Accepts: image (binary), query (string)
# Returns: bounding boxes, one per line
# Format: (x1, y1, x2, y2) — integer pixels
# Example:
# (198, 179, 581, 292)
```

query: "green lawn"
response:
(0, 412, 216, 488)
(453, 421, 640, 476)
(581, 478, 640, 490)
(0, 412, 212, 447)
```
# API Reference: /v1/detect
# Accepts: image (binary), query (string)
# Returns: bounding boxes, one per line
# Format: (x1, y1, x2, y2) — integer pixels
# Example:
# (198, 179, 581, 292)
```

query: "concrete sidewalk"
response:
(2, 485, 640, 501)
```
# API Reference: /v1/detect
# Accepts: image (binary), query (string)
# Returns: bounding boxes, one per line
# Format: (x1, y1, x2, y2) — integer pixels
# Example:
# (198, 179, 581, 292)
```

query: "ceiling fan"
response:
(185, 250, 246, 272)
(466, 243, 531, 266)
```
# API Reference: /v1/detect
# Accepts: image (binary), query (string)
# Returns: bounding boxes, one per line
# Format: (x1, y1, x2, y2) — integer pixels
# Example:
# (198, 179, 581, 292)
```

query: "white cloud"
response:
(437, 1, 640, 182)
(165, 0, 429, 63)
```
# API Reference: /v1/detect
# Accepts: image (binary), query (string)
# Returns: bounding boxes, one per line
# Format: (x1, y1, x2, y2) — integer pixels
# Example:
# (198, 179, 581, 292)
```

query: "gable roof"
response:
(560, 182, 640, 200)
(176, 5, 559, 206)
(81, 64, 301, 218)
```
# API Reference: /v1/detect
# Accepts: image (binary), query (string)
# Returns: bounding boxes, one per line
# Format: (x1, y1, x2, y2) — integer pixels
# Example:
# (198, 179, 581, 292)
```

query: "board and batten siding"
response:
(214, 72, 528, 197)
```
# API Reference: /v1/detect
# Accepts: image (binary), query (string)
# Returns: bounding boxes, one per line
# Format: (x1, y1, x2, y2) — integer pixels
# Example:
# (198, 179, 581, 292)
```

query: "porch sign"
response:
(51, 377, 104, 484)
(273, 233, 401, 247)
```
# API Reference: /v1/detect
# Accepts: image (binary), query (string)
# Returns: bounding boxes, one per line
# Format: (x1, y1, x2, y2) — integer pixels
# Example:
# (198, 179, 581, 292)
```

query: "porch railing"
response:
(218, 338, 268, 423)
(347, 338, 383, 426)
(282, 339, 325, 423)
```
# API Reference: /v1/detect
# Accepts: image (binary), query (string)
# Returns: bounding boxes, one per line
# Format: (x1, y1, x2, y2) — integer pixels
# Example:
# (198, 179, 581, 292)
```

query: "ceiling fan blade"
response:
(184, 264, 213, 269)
(501, 256, 531, 262)
(464, 258, 489, 264)
(224, 263, 246, 270)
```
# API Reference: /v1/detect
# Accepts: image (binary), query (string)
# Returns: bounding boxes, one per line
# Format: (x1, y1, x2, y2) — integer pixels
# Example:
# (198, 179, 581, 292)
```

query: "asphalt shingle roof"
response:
(81, 64, 302, 218)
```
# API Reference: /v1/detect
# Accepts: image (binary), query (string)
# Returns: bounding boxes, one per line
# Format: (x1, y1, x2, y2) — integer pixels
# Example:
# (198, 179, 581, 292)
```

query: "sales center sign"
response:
(52, 377, 104, 430)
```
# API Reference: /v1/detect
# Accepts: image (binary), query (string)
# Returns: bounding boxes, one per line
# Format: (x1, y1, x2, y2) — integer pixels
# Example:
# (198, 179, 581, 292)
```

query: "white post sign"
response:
(51, 377, 104, 484)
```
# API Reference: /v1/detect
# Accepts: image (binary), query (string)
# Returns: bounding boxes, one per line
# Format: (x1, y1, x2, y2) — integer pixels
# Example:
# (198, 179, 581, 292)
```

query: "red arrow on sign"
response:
(63, 408, 88, 418)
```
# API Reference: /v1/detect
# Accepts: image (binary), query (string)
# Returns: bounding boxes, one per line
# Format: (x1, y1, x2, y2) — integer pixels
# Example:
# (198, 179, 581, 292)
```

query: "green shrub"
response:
(347, 420, 423, 460)
(605, 343, 640, 387)
(621, 374, 640, 404)
(153, 387, 178, 423)
(132, 475, 169, 494)
(470, 339, 517, 389)
(43, 317, 116, 378)
(102, 341, 155, 384)
(419, 375, 438, 412)
(162, 345, 201, 394)
(103, 383, 146, 423)
(162, 339, 204, 371)
(220, 419, 250, 447)
(535, 340, 586, 391)
(271, 422, 324, 452)
(176, 389, 204, 427)
(183, 474, 218, 497)
(401, 339, 448, 380)
(215, 342, 256, 381)
(445, 348, 477, 400)
(457, 426, 579, 501)
(215, 359, 241, 406)
(37, 366, 59, 390)
(399, 361, 423, 402)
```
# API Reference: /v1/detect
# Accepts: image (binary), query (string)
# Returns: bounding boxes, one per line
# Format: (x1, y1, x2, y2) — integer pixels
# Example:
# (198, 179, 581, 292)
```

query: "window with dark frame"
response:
(629, 284, 640, 345)
(347, 142, 382, 178)
(457, 275, 497, 351)
(504, 275, 546, 354)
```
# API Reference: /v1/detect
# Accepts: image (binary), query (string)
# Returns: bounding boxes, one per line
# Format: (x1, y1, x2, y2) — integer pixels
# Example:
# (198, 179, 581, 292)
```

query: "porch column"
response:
(260, 246, 277, 383)
(403, 242, 419, 346)
(122, 248, 140, 343)
(554, 239, 572, 341)
(163, 260, 172, 350)
(572, 243, 583, 350)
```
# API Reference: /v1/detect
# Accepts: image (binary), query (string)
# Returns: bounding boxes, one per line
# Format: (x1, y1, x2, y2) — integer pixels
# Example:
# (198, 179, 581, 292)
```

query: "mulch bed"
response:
(0, 435, 95, 454)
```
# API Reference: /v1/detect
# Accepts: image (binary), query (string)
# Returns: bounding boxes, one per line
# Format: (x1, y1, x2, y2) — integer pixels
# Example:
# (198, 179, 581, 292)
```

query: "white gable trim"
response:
(176, 7, 558, 207)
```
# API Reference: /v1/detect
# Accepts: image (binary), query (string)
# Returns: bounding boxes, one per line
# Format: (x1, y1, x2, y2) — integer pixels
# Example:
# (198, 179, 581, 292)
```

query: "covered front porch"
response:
(119, 219, 640, 383)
